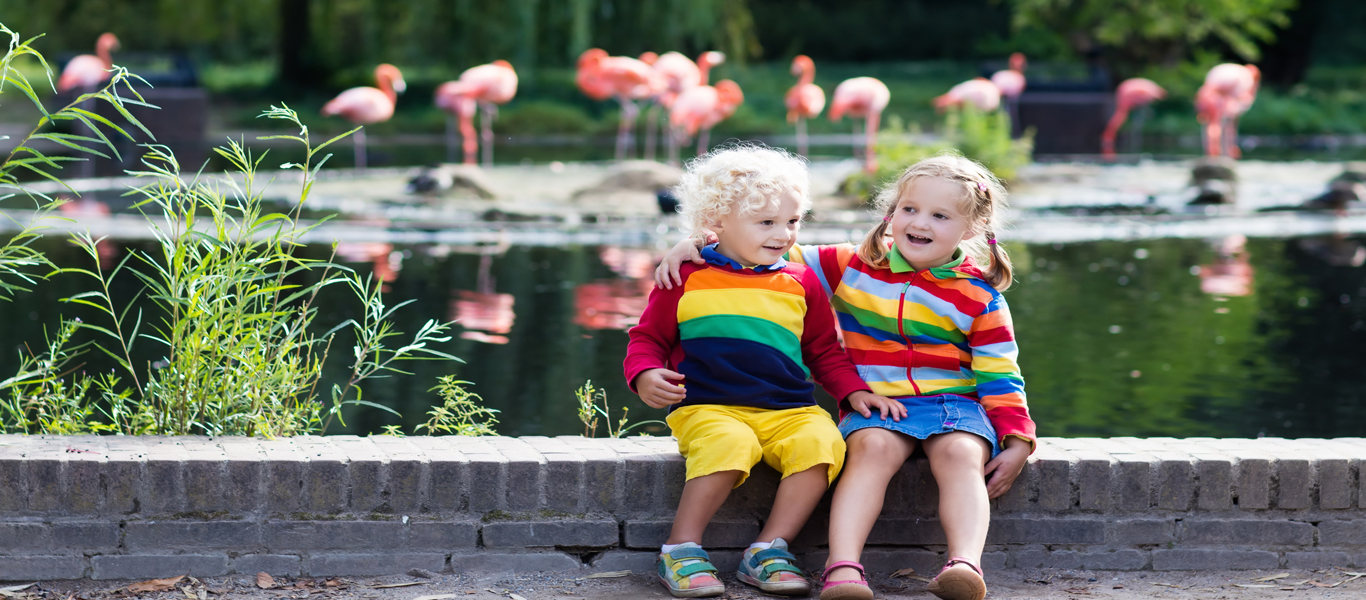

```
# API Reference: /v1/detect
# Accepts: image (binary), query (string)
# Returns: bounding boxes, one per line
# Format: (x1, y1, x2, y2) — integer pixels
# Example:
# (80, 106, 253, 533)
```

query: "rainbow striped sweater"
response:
(789, 243, 1037, 448)
(624, 247, 870, 411)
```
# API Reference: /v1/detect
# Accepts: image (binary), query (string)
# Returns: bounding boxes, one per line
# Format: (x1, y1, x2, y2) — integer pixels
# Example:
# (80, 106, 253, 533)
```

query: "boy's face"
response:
(711, 188, 804, 267)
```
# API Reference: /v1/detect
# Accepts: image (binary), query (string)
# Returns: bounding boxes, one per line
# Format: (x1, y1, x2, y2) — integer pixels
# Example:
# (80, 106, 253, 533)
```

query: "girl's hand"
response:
(984, 436, 1031, 499)
(654, 236, 709, 290)
(846, 390, 906, 421)
(634, 368, 687, 408)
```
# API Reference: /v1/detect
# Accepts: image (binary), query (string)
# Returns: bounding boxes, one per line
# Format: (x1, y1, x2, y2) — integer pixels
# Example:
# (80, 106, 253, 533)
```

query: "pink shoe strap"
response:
(941, 557, 983, 577)
(821, 561, 868, 584)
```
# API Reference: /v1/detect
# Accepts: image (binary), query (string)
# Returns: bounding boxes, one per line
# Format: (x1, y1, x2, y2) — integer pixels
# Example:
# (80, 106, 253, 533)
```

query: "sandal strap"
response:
(942, 557, 983, 577)
(821, 561, 868, 583)
(674, 561, 719, 578)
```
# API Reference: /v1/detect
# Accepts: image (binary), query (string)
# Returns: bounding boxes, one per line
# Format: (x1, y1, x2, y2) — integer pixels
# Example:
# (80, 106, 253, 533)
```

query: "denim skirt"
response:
(837, 394, 1001, 458)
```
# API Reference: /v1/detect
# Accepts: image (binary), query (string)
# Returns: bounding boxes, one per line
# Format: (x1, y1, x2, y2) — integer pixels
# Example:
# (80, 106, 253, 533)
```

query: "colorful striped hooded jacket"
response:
(624, 246, 871, 411)
(788, 243, 1037, 449)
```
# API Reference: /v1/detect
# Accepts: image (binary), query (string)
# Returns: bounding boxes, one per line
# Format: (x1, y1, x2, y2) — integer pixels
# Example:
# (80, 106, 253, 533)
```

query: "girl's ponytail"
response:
(981, 230, 1014, 291)
(855, 209, 895, 269)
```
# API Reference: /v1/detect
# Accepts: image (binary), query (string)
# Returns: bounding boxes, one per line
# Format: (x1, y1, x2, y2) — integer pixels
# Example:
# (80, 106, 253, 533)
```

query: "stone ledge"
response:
(0, 435, 1361, 579)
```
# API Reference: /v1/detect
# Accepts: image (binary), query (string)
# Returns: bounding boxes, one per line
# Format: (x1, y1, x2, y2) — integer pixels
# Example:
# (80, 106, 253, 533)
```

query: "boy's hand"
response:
(634, 368, 687, 408)
(846, 390, 906, 421)
(654, 237, 709, 290)
(984, 436, 1031, 499)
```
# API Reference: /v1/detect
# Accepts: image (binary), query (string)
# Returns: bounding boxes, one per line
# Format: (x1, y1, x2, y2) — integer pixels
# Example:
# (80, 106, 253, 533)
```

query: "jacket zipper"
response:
(897, 276, 922, 396)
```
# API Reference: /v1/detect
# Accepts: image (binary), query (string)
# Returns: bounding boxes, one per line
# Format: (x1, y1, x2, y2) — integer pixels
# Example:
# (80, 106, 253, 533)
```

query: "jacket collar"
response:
(887, 246, 982, 280)
(701, 243, 787, 273)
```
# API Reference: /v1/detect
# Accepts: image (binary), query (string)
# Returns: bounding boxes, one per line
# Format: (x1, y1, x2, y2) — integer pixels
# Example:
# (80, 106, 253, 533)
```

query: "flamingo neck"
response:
(97, 44, 113, 69)
(799, 63, 815, 86)
(378, 75, 396, 104)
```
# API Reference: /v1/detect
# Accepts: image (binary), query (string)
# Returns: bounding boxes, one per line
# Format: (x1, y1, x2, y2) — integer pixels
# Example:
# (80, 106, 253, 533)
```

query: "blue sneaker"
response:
(657, 542, 725, 598)
(737, 538, 810, 596)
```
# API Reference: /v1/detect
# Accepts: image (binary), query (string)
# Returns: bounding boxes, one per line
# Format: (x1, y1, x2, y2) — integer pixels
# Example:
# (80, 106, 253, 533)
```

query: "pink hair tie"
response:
(987, 238, 997, 245)
(883, 215, 891, 222)
(977, 181, 988, 192)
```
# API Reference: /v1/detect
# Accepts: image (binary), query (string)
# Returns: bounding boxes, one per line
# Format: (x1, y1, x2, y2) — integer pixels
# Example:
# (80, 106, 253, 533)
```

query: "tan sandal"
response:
(926, 557, 986, 600)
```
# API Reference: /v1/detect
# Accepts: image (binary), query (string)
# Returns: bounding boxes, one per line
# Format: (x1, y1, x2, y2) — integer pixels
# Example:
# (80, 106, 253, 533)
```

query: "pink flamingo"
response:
(785, 55, 825, 157)
(990, 52, 1027, 133)
(575, 48, 661, 161)
(644, 51, 703, 163)
(829, 77, 891, 173)
(934, 78, 1001, 113)
(1197, 64, 1260, 158)
(1101, 78, 1167, 160)
(670, 78, 743, 156)
(57, 33, 120, 92)
(435, 60, 518, 166)
(321, 64, 406, 170)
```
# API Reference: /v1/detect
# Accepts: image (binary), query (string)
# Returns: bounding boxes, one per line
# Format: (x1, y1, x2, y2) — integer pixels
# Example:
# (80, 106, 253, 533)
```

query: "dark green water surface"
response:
(3, 235, 1365, 438)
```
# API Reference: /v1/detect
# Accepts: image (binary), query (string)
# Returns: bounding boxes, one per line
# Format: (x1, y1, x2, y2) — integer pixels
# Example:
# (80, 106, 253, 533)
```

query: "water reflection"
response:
(1, 235, 1363, 438)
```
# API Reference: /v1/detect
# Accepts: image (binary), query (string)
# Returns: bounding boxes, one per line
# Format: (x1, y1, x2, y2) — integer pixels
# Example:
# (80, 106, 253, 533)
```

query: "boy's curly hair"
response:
(676, 143, 811, 240)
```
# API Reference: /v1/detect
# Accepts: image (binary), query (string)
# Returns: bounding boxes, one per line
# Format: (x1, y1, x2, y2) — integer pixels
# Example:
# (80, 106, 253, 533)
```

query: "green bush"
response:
(498, 101, 598, 135)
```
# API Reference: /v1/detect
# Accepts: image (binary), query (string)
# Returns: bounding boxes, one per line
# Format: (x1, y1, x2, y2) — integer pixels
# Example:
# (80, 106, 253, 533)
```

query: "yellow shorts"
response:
(666, 404, 846, 488)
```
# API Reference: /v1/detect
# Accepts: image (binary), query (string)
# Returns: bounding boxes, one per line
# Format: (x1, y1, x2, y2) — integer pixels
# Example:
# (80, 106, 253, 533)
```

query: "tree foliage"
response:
(1007, 0, 1296, 73)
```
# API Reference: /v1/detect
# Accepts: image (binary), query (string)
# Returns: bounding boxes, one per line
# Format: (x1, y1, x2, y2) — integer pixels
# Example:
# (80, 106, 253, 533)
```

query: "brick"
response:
(1156, 454, 1194, 510)
(906, 459, 940, 514)
(1080, 549, 1147, 570)
(142, 439, 187, 515)
(1194, 454, 1232, 510)
(622, 520, 759, 549)
(0, 523, 52, 551)
(1183, 519, 1312, 546)
(183, 460, 225, 513)
(1112, 454, 1152, 511)
(66, 453, 106, 515)
(28, 458, 63, 512)
(866, 518, 947, 546)
(92, 554, 230, 579)
(0, 456, 26, 512)
(465, 450, 506, 512)
(294, 437, 347, 514)
(409, 521, 478, 549)
(329, 436, 387, 512)
(483, 519, 618, 548)
(1073, 452, 1113, 511)
(371, 437, 427, 513)
(231, 554, 301, 576)
(981, 551, 1008, 571)
(722, 466, 782, 518)
(1287, 551, 1353, 569)
(621, 454, 660, 513)
(820, 548, 942, 575)
(1317, 457, 1351, 510)
(308, 553, 446, 576)
(1235, 456, 1271, 509)
(124, 521, 260, 551)
(658, 455, 687, 514)
(986, 518, 1104, 544)
(1107, 519, 1174, 545)
(52, 523, 120, 550)
(100, 438, 144, 516)
(0, 556, 85, 580)
(1152, 549, 1278, 570)
(449, 552, 582, 573)
(266, 521, 405, 550)
(407, 437, 468, 512)
(1318, 520, 1366, 546)
(580, 447, 620, 513)
(218, 438, 264, 514)
(543, 453, 584, 512)
(262, 441, 304, 515)
(1035, 451, 1072, 511)
(590, 550, 658, 573)
(1013, 549, 1081, 569)
(1276, 455, 1312, 509)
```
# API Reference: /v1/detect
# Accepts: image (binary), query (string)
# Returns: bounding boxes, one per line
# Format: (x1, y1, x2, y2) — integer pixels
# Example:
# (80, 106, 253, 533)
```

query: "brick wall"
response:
(0, 435, 1362, 580)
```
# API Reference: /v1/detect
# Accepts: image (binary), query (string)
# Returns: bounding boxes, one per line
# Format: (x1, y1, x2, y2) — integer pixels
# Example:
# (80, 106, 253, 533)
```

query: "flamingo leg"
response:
(643, 104, 660, 162)
(460, 105, 478, 165)
(852, 120, 862, 162)
(446, 115, 459, 163)
(354, 127, 367, 170)
(697, 128, 710, 157)
(481, 102, 496, 167)
(1129, 109, 1147, 155)
(667, 125, 681, 166)
(796, 118, 809, 158)
(864, 111, 881, 174)
(1225, 116, 1241, 159)
(615, 97, 638, 162)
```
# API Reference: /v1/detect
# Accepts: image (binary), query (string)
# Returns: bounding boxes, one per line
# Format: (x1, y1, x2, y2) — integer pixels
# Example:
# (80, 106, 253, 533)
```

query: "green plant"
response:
(414, 375, 499, 436)
(841, 109, 1033, 201)
(575, 380, 661, 438)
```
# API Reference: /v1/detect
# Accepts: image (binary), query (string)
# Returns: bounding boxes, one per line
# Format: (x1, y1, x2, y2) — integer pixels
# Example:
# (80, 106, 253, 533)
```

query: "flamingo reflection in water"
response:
(57, 196, 119, 268)
(450, 247, 515, 345)
(1198, 235, 1255, 297)
(335, 242, 403, 291)
(574, 247, 657, 331)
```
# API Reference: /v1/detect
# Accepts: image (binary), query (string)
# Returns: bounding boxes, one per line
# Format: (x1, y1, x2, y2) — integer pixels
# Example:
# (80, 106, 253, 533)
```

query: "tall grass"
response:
(0, 24, 495, 437)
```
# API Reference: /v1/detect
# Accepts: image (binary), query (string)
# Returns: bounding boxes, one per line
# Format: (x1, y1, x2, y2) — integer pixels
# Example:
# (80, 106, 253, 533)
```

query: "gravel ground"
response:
(11, 567, 1364, 600)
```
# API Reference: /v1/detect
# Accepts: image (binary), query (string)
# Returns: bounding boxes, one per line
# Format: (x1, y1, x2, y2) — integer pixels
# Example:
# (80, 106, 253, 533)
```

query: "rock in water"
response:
(406, 163, 497, 199)
(1189, 157, 1238, 205)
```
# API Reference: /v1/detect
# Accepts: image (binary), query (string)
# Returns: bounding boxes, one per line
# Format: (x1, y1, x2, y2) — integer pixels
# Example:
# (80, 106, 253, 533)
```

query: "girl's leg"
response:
(922, 431, 992, 565)
(756, 464, 829, 543)
(668, 470, 744, 544)
(825, 429, 918, 581)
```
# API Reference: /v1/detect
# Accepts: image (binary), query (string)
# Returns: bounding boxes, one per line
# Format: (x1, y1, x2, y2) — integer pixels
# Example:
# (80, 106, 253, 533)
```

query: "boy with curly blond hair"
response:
(625, 145, 889, 598)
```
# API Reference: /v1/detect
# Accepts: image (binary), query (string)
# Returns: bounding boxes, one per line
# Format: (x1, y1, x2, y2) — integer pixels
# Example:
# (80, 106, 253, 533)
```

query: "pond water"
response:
(4, 233, 1364, 438)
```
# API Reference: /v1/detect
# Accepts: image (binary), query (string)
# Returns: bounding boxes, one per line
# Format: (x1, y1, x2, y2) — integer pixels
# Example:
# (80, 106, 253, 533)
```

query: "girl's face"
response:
(888, 177, 979, 271)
